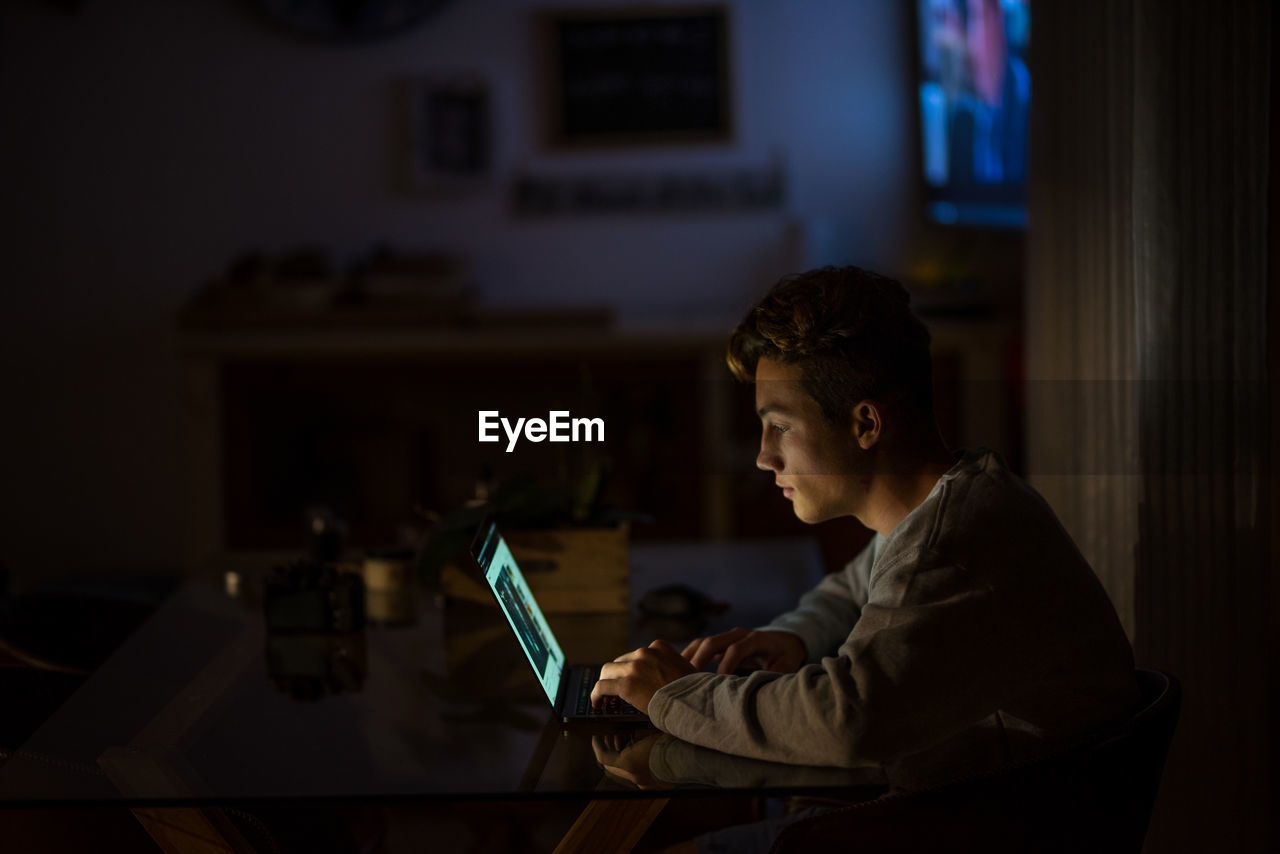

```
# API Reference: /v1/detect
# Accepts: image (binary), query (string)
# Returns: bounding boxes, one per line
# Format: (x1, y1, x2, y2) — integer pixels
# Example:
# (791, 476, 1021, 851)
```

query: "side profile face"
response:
(754, 358, 866, 524)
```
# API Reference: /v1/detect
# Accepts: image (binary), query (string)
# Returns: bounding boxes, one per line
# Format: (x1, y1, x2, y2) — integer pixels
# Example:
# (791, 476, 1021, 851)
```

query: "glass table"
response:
(0, 540, 890, 851)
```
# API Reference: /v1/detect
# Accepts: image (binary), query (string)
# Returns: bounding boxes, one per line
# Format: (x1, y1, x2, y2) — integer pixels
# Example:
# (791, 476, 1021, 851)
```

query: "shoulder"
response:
(875, 448, 1085, 582)
(929, 448, 1060, 532)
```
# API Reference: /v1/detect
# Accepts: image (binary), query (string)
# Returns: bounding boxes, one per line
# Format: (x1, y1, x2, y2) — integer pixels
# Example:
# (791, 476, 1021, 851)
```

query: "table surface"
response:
(0, 539, 888, 806)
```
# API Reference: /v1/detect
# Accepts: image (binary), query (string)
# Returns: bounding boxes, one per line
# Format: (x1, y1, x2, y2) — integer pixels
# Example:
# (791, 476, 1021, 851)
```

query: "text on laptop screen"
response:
(474, 523, 566, 704)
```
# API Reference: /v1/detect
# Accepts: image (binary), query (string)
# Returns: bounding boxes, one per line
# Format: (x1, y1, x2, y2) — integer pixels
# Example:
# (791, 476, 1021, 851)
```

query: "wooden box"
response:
(441, 525, 629, 613)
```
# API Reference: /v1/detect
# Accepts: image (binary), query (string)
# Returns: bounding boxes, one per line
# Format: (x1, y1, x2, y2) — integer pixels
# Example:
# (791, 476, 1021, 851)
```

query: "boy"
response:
(592, 266, 1136, 768)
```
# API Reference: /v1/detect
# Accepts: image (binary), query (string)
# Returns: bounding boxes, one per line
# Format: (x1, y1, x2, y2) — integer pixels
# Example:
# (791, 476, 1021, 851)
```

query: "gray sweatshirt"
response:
(647, 449, 1137, 768)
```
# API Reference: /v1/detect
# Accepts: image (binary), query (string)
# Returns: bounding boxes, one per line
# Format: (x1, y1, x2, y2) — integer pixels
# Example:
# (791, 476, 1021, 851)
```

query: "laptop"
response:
(470, 519, 648, 723)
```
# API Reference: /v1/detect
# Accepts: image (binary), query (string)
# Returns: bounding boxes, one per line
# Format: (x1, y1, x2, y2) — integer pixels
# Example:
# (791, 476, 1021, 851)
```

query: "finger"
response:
(591, 662, 629, 703)
(689, 628, 747, 671)
(590, 675, 623, 705)
(718, 638, 759, 675)
(597, 661, 625, 681)
(601, 762, 640, 787)
(687, 633, 729, 670)
(591, 736, 615, 765)
(689, 639, 725, 671)
(593, 660, 636, 698)
(649, 638, 675, 652)
(681, 637, 704, 659)
(611, 647, 645, 664)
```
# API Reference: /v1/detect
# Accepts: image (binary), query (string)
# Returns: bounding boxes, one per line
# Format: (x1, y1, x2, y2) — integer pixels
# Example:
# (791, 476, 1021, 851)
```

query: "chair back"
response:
(770, 668, 1182, 854)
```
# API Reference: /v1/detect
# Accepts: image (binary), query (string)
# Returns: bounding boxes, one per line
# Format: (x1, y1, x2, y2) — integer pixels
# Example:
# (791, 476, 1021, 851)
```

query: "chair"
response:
(769, 668, 1181, 854)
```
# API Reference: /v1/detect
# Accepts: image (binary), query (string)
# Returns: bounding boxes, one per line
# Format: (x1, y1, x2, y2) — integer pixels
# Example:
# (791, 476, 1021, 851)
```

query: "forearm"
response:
(648, 734, 887, 788)
(650, 583, 1011, 767)
(761, 574, 863, 663)
(648, 664, 883, 768)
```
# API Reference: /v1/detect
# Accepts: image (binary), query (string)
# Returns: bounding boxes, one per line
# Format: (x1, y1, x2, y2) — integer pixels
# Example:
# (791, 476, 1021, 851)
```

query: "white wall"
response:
(0, 0, 914, 581)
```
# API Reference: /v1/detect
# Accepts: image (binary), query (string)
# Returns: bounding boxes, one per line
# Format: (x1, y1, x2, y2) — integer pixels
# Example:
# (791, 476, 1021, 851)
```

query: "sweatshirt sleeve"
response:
(647, 547, 1019, 768)
(647, 735, 886, 788)
(758, 537, 879, 664)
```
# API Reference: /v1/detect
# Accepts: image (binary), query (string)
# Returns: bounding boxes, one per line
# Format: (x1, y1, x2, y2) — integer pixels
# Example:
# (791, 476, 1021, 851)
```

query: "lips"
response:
(780, 486, 794, 498)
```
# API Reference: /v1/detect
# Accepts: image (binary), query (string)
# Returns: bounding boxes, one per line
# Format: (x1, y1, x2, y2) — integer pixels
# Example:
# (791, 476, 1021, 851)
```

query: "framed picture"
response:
(537, 5, 733, 148)
(408, 77, 491, 187)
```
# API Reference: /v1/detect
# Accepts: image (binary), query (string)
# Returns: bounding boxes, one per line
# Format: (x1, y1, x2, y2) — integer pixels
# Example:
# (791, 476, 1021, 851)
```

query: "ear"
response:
(850, 400, 883, 450)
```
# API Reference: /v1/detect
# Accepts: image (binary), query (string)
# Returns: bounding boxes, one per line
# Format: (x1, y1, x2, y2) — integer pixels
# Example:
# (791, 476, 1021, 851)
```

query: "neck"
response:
(857, 437, 954, 538)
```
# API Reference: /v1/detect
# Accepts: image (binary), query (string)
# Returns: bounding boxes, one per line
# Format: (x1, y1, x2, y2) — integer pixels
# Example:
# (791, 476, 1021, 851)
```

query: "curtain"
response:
(1026, 1, 1271, 850)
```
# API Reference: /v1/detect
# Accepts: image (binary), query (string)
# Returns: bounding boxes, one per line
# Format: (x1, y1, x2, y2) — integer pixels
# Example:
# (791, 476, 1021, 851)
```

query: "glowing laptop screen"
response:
(473, 522, 567, 704)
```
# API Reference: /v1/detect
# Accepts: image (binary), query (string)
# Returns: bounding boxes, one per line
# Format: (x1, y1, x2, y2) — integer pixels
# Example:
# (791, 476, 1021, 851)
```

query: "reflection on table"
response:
(0, 540, 838, 804)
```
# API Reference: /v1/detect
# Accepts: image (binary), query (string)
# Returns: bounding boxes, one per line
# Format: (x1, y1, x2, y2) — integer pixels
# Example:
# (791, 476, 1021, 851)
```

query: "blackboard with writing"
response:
(541, 6, 732, 146)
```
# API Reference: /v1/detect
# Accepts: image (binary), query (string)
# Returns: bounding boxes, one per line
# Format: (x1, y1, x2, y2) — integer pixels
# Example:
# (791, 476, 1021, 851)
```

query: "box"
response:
(441, 525, 629, 613)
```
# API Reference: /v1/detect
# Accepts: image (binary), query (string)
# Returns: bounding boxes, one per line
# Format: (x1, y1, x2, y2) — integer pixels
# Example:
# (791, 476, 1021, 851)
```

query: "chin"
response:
(791, 499, 843, 525)
(791, 504, 825, 525)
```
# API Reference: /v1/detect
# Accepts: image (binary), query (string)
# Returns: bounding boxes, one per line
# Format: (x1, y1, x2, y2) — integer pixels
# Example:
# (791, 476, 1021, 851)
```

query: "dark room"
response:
(0, 1, 1273, 852)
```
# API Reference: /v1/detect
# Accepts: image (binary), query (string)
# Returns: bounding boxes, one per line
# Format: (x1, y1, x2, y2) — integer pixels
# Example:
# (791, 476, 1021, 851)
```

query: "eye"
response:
(769, 423, 790, 435)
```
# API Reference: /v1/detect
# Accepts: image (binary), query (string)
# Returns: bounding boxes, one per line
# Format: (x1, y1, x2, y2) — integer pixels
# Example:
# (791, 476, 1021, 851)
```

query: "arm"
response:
(647, 550, 1019, 768)
(682, 537, 882, 673)
(647, 735, 886, 789)
(590, 540, 878, 719)
(760, 535, 879, 663)
(758, 567, 866, 664)
(591, 732, 885, 790)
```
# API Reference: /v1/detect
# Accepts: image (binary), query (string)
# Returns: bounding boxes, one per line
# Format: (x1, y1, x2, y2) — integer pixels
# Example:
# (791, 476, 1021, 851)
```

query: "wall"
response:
(0, 0, 918, 583)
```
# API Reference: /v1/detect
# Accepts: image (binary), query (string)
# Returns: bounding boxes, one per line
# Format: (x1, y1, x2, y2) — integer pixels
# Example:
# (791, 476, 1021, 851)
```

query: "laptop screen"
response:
(473, 522, 567, 704)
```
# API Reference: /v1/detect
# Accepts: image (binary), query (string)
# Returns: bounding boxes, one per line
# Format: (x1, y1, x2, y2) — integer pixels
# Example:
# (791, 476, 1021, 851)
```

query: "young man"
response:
(591, 266, 1137, 769)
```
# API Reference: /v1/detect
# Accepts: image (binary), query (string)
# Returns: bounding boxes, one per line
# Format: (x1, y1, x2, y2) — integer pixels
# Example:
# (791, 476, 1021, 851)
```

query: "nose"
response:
(757, 434, 782, 473)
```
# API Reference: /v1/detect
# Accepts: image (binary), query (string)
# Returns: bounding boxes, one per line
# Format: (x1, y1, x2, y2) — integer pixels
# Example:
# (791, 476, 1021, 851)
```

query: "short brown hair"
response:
(727, 266, 935, 427)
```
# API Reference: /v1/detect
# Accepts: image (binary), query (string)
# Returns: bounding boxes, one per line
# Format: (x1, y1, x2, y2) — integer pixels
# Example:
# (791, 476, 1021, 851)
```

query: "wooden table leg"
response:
(553, 798, 670, 854)
(130, 807, 259, 854)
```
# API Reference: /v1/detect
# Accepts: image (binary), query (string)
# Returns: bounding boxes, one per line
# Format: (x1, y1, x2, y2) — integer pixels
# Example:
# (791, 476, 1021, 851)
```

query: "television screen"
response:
(916, 0, 1030, 228)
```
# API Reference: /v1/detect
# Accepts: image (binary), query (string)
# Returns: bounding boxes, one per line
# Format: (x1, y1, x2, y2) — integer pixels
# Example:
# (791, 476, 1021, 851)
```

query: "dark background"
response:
(0, 1, 1272, 851)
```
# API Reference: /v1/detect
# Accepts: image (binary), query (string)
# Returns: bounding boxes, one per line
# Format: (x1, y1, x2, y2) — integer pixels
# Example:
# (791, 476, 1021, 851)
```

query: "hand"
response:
(681, 627, 806, 675)
(590, 640, 698, 714)
(592, 730, 664, 789)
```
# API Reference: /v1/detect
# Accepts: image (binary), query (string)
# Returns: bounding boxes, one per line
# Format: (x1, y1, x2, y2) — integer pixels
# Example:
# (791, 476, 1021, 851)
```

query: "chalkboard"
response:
(539, 6, 732, 147)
